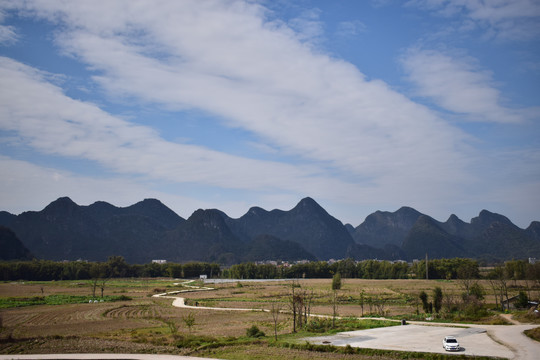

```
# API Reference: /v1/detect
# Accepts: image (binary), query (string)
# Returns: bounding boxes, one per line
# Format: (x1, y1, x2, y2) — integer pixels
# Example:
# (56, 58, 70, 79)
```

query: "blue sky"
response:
(0, 0, 539, 228)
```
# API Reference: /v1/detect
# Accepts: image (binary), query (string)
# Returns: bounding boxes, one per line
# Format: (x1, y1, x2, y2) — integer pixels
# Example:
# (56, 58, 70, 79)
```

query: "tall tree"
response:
(419, 291, 429, 313)
(332, 272, 342, 290)
(433, 287, 443, 314)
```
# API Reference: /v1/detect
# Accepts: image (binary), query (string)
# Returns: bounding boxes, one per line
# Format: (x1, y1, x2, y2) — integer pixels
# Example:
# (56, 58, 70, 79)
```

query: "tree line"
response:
(0, 256, 220, 281)
(225, 259, 410, 279)
(1, 257, 539, 282)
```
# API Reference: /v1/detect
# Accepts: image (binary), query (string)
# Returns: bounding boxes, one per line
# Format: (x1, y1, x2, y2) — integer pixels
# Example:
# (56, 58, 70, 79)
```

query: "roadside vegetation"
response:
(524, 326, 540, 342)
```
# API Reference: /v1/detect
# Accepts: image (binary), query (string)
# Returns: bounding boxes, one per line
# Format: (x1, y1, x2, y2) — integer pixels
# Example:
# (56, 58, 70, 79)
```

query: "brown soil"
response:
(0, 335, 186, 355)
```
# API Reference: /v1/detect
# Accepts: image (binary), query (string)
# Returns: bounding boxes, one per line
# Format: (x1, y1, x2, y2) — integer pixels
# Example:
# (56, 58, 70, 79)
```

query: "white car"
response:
(443, 336, 460, 351)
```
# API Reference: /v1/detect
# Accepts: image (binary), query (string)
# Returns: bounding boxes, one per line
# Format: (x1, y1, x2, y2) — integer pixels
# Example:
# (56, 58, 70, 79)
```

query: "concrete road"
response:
(484, 323, 540, 360)
(306, 322, 540, 359)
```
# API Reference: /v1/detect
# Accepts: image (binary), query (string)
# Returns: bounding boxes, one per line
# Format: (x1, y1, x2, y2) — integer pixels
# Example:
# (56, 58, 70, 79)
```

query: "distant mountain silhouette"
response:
(526, 221, 540, 242)
(0, 226, 33, 260)
(1, 197, 538, 263)
(462, 211, 540, 262)
(401, 215, 467, 260)
(223, 197, 354, 260)
(352, 207, 540, 261)
(1, 197, 184, 262)
(351, 206, 423, 248)
(244, 235, 317, 262)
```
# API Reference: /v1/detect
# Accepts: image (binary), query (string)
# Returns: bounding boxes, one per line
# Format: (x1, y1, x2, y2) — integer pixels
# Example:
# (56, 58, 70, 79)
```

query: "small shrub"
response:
(246, 325, 265, 338)
(344, 344, 356, 354)
(462, 295, 488, 319)
(516, 291, 529, 309)
(182, 312, 196, 333)
(305, 318, 333, 333)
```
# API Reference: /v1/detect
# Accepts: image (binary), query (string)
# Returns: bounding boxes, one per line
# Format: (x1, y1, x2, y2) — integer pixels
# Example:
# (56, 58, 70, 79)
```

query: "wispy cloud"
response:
(335, 20, 367, 37)
(400, 48, 534, 123)
(0, 10, 17, 45)
(406, 0, 540, 40)
(0, 56, 341, 193)
(287, 8, 325, 44)
(0, 155, 227, 219)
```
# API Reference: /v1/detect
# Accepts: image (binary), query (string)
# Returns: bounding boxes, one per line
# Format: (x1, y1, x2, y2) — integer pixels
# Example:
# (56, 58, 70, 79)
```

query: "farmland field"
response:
(0, 278, 535, 359)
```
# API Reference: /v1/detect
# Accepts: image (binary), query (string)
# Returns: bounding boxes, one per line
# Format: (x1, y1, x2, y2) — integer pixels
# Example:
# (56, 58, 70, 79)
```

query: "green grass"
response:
(301, 317, 399, 334)
(192, 333, 502, 360)
(10, 278, 185, 289)
(272, 341, 502, 360)
(0, 294, 132, 308)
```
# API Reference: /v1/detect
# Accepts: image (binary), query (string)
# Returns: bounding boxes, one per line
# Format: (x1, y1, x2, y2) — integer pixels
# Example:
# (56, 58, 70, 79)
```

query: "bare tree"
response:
(90, 278, 99, 298)
(89, 262, 107, 299)
(359, 290, 365, 316)
(372, 295, 387, 316)
(270, 302, 283, 341)
(305, 289, 315, 323)
(288, 280, 304, 332)
(487, 278, 500, 310)
(489, 266, 510, 311)
(498, 276, 510, 311)
(443, 293, 457, 314)
(332, 290, 339, 327)
(99, 278, 110, 298)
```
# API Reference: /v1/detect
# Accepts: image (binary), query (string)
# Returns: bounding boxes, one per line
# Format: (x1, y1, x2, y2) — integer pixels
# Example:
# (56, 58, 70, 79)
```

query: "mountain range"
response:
(1, 197, 539, 264)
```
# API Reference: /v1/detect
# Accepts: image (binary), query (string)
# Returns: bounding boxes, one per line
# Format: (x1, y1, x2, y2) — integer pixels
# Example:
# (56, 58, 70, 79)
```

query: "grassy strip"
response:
(11, 279, 184, 289)
(524, 327, 540, 342)
(0, 294, 131, 308)
(274, 341, 503, 360)
(302, 317, 399, 334)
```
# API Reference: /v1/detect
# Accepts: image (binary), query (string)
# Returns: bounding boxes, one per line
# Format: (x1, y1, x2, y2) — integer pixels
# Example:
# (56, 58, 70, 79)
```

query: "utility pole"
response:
(425, 253, 429, 280)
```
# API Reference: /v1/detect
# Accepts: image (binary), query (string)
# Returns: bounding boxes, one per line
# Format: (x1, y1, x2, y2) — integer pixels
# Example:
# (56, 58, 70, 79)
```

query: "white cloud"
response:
(406, 0, 540, 40)
(287, 8, 325, 44)
(0, 24, 16, 44)
(0, 155, 225, 219)
(0, 9, 17, 45)
(8, 1, 467, 178)
(0, 56, 364, 198)
(336, 20, 367, 37)
(3, 0, 537, 226)
(401, 48, 532, 123)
